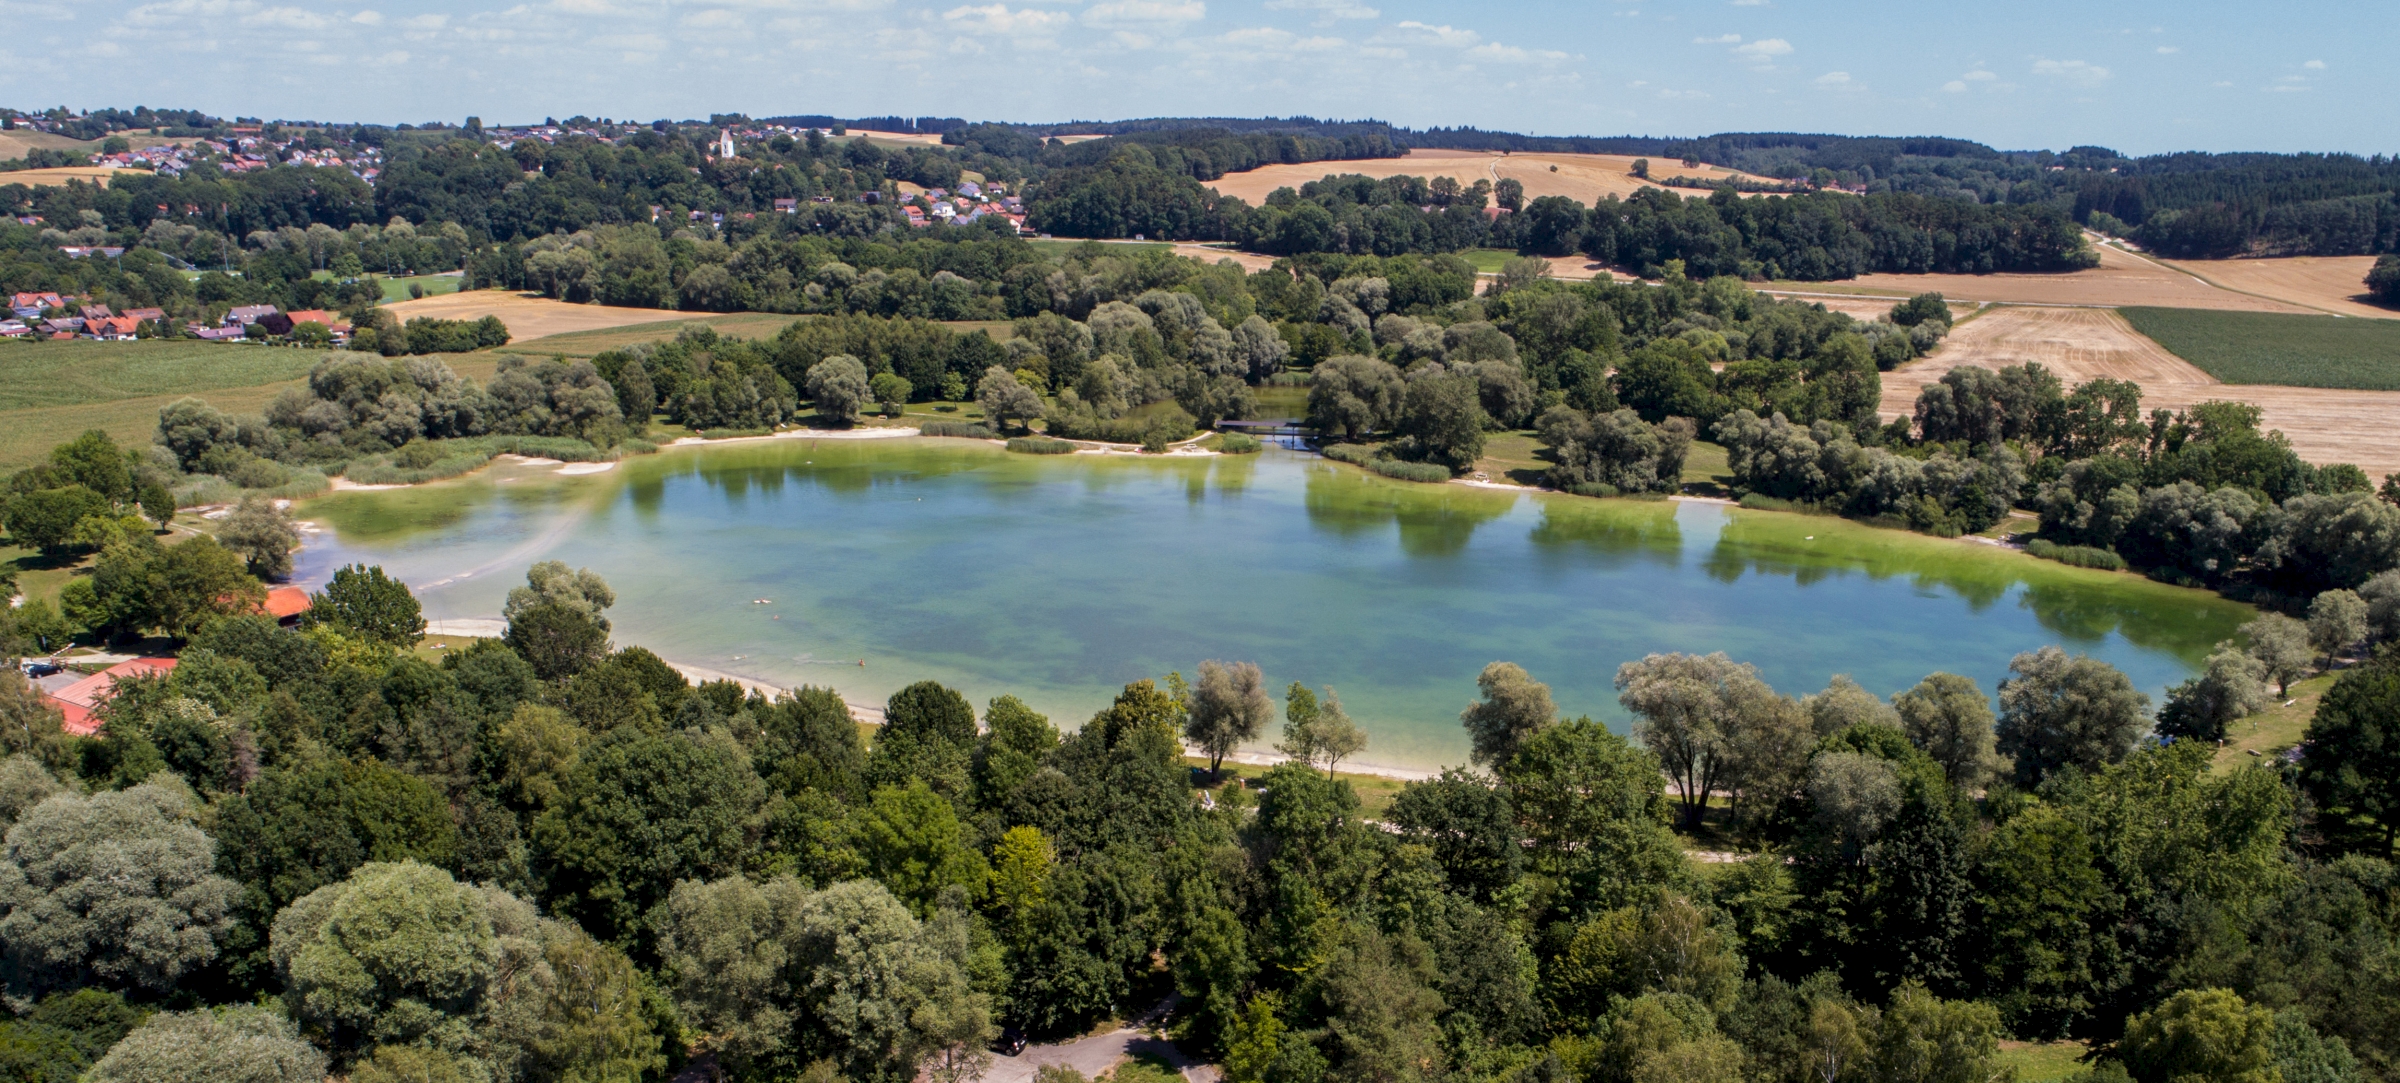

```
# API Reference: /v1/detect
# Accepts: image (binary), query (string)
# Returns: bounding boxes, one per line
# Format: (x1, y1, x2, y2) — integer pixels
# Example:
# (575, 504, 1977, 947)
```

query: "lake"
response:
(298, 438, 2254, 773)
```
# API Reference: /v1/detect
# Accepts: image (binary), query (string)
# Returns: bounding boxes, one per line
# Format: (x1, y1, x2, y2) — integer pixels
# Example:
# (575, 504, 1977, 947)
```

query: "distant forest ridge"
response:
(9, 104, 2400, 258)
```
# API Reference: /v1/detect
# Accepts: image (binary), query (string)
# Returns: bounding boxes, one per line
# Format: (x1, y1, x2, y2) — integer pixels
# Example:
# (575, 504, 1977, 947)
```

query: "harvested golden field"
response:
(0, 129, 181, 159)
(1879, 306, 2400, 479)
(1204, 148, 1772, 206)
(2162, 255, 2397, 320)
(495, 312, 802, 356)
(1, 166, 128, 188)
(1763, 243, 2316, 312)
(382, 291, 691, 342)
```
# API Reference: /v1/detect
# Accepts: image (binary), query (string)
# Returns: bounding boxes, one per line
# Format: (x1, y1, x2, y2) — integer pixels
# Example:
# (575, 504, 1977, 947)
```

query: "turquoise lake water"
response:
(299, 439, 2253, 771)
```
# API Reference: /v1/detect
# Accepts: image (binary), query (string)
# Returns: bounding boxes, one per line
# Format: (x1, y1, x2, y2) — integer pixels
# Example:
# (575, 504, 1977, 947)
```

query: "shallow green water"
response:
(301, 439, 2254, 771)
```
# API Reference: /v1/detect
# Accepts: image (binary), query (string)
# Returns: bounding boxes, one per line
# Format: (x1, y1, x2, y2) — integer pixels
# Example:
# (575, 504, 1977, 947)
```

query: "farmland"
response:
(1202, 147, 1773, 206)
(2161, 254, 2398, 319)
(2121, 306, 2400, 390)
(380, 290, 699, 340)
(0, 339, 330, 471)
(1880, 305, 2400, 480)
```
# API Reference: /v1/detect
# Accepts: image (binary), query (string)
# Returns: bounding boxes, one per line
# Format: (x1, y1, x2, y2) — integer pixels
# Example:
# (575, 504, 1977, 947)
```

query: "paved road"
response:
(977, 1025, 1214, 1083)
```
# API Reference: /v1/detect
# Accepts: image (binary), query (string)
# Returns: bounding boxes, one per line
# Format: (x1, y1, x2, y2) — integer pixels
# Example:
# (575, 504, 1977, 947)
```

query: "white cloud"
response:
(1261, 0, 1376, 25)
(1941, 80, 1965, 92)
(351, 9, 382, 24)
(941, 3, 1071, 34)
(2156, 45, 2176, 54)
(1658, 88, 1711, 99)
(1964, 69, 1997, 80)
(242, 5, 330, 28)
(1732, 37, 1789, 57)
(1080, 0, 1202, 26)
(1730, 0, 1766, 6)
(1468, 41, 1567, 63)
(399, 13, 447, 29)
(1393, 20, 1479, 48)
(1813, 71, 1848, 85)
(2304, 58, 2326, 69)
(2032, 58, 2110, 86)
(1692, 33, 1738, 44)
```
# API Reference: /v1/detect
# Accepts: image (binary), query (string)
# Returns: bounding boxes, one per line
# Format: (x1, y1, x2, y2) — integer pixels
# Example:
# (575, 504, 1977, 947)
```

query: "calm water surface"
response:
(299, 439, 2253, 771)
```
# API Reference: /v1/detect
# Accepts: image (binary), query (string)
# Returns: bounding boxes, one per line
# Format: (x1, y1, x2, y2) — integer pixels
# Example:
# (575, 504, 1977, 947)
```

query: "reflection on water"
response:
(301, 439, 2255, 771)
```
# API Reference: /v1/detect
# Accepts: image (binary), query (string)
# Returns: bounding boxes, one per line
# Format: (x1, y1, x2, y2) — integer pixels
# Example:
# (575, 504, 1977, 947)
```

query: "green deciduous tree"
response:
(2157, 644, 2270, 743)
(1188, 659, 1274, 779)
(1461, 661, 1555, 769)
(2243, 613, 2314, 697)
(215, 496, 298, 581)
(2309, 589, 2369, 664)
(532, 730, 767, 946)
(83, 1006, 326, 1083)
(0, 782, 237, 999)
(2299, 653, 2400, 851)
(1995, 646, 2149, 787)
(1890, 673, 2004, 790)
(807, 355, 872, 424)
(2118, 988, 2278, 1083)
(303, 564, 424, 647)
(855, 780, 989, 916)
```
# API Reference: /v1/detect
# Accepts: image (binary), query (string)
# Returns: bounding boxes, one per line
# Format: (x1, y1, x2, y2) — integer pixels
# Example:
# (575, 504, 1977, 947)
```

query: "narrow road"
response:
(977, 1024, 1215, 1083)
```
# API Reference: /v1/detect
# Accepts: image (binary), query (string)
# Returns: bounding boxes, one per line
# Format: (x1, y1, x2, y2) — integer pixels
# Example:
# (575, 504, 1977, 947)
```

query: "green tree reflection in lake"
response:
(300, 440, 2252, 770)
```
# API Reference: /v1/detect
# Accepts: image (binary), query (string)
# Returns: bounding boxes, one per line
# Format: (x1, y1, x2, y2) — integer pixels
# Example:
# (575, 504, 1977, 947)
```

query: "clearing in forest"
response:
(1878, 305, 2400, 481)
(2120, 307, 2400, 390)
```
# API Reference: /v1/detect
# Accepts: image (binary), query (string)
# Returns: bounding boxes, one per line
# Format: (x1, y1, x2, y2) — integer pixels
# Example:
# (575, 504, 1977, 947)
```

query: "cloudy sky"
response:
(2, 0, 2384, 155)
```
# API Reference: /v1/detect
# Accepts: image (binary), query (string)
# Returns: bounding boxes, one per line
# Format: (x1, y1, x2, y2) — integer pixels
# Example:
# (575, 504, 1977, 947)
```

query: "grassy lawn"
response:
(1186, 756, 1406, 819)
(1473, 431, 1548, 486)
(1996, 1040, 2092, 1083)
(377, 274, 464, 303)
(2213, 670, 2335, 773)
(1681, 439, 1733, 495)
(0, 340, 329, 412)
(1252, 385, 1308, 418)
(1025, 239, 1171, 257)
(2121, 306, 2400, 390)
(1458, 248, 1521, 274)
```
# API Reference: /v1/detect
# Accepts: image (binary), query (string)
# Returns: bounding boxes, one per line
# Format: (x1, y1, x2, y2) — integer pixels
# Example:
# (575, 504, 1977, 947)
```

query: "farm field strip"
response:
(1202, 148, 1775, 207)
(2158, 254, 2396, 320)
(2120, 306, 2400, 390)
(1879, 306, 2400, 480)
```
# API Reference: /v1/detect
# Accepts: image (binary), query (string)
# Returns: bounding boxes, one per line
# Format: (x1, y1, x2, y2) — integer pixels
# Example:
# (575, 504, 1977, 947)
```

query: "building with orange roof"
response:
(262, 585, 311, 623)
(43, 657, 178, 737)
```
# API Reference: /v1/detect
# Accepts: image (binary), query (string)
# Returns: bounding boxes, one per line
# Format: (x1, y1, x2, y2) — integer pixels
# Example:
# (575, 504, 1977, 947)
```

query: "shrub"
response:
(1320, 443, 1379, 466)
(1738, 493, 1808, 513)
(1217, 433, 1263, 454)
(1565, 481, 1621, 498)
(2026, 538, 2129, 571)
(920, 420, 996, 439)
(1006, 437, 1077, 455)
(1369, 459, 1452, 483)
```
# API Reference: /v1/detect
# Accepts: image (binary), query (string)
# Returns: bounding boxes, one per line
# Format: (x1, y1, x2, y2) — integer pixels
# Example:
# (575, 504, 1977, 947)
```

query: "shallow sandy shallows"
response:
(1880, 306, 2400, 480)
(381, 291, 685, 341)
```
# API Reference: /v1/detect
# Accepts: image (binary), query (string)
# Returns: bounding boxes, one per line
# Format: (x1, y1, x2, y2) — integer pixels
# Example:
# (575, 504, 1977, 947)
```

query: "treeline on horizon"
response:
(8, 109, 2400, 281)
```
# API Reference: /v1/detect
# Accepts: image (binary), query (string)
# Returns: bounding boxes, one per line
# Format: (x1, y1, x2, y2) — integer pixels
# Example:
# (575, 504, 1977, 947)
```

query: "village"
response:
(3, 290, 348, 343)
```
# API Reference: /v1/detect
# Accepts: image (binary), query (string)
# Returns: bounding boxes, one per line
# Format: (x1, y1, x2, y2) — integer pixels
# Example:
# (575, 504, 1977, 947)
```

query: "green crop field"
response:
(2121, 306, 2400, 390)
(1459, 248, 1520, 273)
(0, 340, 328, 412)
(378, 273, 464, 303)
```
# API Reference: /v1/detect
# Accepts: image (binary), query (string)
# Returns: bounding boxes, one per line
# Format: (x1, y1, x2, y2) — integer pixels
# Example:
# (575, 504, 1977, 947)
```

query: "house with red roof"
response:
(43, 658, 178, 737)
(262, 585, 310, 623)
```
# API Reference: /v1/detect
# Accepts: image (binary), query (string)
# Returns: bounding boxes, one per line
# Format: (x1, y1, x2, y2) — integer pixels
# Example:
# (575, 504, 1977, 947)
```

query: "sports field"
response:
(2120, 306, 2400, 390)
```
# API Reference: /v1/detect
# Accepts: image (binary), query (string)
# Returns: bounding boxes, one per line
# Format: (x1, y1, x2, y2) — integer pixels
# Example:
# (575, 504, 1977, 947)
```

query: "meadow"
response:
(2120, 306, 2400, 390)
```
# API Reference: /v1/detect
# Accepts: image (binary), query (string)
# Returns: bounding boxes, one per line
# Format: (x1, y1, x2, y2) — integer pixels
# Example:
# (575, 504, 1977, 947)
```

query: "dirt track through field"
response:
(1880, 306, 2400, 479)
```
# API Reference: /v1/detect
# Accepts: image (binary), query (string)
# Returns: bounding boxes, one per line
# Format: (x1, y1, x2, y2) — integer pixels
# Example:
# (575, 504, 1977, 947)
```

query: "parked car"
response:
(20, 660, 60, 678)
(995, 1027, 1027, 1056)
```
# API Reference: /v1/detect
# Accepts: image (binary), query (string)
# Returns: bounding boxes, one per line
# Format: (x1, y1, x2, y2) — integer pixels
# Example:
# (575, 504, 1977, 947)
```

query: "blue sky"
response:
(1, 0, 2384, 155)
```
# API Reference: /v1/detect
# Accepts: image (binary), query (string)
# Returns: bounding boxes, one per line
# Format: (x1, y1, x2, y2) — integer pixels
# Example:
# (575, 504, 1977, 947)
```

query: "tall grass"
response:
(2025, 538, 2128, 571)
(1006, 437, 1076, 455)
(920, 420, 996, 439)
